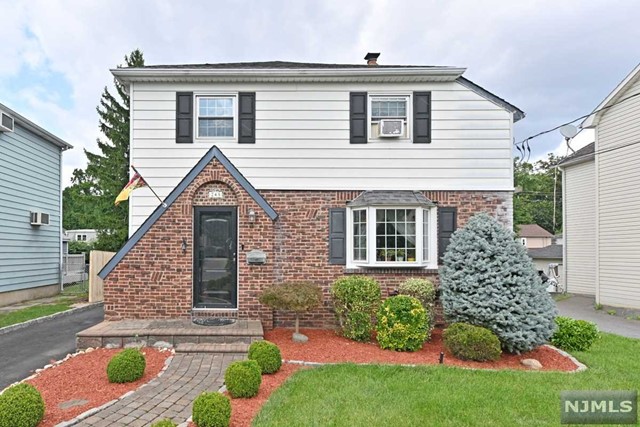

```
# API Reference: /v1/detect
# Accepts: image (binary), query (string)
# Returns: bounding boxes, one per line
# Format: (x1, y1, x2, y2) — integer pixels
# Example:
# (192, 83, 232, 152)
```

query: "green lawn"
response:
(254, 333, 640, 427)
(0, 299, 78, 328)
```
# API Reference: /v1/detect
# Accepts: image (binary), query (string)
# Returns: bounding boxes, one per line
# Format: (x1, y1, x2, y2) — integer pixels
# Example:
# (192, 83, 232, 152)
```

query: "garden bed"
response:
(266, 328, 579, 371)
(24, 348, 170, 427)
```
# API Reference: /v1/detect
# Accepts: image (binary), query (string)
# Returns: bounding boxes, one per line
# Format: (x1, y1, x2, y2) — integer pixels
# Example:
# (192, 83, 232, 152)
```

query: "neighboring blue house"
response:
(0, 102, 72, 306)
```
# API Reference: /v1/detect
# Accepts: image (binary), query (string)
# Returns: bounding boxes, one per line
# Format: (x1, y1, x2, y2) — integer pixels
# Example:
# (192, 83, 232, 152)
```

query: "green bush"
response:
(331, 276, 381, 341)
(443, 323, 502, 362)
(192, 392, 231, 427)
(551, 316, 600, 352)
(259, 282, 322, 335)
(0, 383, 45, 427)
(224, 360, 262, 398)
(248, 340, 282, 374)
(376, 295, 428, 352)
(151, 420, 177, 427)
(106, 348, 146, 383)
(398, 278, 436, 335)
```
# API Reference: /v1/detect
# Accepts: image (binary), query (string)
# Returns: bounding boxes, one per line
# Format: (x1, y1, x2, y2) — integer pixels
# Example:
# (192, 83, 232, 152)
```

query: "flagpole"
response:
(131, 165, 167, 208)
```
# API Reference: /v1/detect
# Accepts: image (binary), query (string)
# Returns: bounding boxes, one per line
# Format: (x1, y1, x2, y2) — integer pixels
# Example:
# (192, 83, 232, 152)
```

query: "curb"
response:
(0, 302, 104, 336)
(55, 350, 175, 427)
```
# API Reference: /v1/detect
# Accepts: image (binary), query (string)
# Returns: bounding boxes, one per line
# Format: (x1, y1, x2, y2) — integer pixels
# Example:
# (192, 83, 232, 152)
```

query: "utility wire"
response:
(555, 139, 640, 168)
(513, 91, 640, 148)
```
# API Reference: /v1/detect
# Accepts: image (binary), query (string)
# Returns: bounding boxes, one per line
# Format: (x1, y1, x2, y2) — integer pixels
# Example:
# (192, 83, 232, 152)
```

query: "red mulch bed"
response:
(26, 348, 170, 427)
(188, 364, 303, 427)
(265, 328, 579, 372)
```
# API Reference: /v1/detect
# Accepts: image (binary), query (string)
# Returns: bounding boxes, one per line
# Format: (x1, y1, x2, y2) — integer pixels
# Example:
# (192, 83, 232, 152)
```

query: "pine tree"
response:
(80, 49, 144, 251)
(440, 212, 557, 353)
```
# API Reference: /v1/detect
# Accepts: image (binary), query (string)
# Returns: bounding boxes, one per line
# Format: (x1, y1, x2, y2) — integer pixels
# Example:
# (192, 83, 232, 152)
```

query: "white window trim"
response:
(367, 93, 412, 142)
(194, 93, 239, 141)
(346, 205, 438, 270)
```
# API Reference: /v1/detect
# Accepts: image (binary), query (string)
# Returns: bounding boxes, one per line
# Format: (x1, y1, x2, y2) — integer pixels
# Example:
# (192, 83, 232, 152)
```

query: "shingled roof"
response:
(527, 244, 563, 260)
(517, 224, 554, 238)
(558, 142, 595, 166)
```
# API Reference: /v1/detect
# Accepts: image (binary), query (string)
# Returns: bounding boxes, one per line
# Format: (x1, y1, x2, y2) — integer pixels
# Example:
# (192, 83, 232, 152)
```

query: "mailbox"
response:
(247, 249, 267, 265)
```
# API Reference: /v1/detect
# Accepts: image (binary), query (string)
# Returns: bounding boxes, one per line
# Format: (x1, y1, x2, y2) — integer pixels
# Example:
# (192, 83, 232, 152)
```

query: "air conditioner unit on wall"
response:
(0, 110, 14, 132)
(379, 119, 404, 137)
(30, 212, 50, 226)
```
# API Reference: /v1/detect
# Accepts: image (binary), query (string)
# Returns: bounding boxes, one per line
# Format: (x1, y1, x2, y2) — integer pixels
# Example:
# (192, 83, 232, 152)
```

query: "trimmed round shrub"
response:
(376, 295, 428, 352)
(151, 420, 177, 427)
(192, 392, 231, 427)
(551, 316, 599, 352)
(106, 348, 146, 383)
(224, 360, 262, 398)
(0, 383, 45, 427)
(248, 340, 282, 374)
(398, 278, 436, 336)
(443, 322, 502, 362)
(440, 213, 557, 353)
(331, 276, 381, 342)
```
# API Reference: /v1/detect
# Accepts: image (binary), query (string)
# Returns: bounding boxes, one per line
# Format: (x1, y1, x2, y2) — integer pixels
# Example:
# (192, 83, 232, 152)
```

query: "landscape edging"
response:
(0, 302, 104, 336)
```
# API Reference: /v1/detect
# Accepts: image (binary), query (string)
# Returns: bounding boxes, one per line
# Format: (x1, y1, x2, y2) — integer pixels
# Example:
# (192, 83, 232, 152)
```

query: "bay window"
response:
(346, 202, 437, 269)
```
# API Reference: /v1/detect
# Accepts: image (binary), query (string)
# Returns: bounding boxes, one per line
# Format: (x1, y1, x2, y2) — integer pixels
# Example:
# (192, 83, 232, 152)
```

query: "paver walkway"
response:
(556, 294, 640, 339)
(76, 353, 243, 426)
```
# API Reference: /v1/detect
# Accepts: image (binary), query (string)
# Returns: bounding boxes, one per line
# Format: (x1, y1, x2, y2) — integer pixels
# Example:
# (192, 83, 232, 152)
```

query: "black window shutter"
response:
(350, 92, 367, 144)
(238, 92, 256, 144)
(438, 207, 457, 263)
(176, 92, 193, 144)
(329, 208, 347, 265)
(413, 91, 431, 143)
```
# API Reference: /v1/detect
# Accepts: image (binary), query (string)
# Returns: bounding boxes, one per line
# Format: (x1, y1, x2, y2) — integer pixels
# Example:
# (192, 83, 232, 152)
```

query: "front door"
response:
(194, 207, 237, 309)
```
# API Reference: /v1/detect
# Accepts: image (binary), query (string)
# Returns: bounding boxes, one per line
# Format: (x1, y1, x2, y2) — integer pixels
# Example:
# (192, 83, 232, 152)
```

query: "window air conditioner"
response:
(379, 119, 404, 137)
(30, 212, 50, 226)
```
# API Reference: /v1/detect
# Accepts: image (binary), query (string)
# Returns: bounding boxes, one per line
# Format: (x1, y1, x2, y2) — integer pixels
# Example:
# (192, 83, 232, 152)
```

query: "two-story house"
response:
(0, 102, 72, 306)
(98, 53, 524, 328)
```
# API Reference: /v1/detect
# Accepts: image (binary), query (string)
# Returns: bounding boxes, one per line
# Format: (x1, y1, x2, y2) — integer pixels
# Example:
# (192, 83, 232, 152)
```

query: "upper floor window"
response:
(197, 96, 236, 138)
(369, 95, 410, 140)
(76, 234, 87, 241)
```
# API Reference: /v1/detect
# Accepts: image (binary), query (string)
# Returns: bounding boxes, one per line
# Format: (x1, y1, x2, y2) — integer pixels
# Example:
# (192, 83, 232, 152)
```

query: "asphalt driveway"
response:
(0, 304, 104, 390)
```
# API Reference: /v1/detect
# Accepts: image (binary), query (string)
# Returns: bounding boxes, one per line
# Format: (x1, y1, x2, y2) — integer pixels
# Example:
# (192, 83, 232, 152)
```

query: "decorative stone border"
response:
(0, 302, 103, 336)
(283, 343, 588, 373)
(53, 349, 175, 427)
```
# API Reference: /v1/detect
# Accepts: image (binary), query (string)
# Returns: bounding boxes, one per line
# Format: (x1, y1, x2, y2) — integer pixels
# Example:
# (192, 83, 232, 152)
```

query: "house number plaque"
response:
(208, 190, 224, 199)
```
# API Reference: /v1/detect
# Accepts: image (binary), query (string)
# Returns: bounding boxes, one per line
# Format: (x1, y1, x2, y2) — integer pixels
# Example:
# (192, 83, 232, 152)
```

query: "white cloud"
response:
(1, 0, 638, 186)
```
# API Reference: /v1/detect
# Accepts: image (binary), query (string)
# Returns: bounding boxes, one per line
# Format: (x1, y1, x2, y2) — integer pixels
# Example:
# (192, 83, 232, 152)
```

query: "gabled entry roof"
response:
(98, 145, 278, 279)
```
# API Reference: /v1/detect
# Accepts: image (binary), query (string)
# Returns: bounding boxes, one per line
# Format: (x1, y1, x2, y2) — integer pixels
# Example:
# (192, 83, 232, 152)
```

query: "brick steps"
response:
(175, 343, 250, 354)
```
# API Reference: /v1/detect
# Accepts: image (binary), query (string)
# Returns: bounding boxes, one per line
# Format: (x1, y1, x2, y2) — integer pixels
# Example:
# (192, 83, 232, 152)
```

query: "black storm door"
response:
(193, 207, 237, 309)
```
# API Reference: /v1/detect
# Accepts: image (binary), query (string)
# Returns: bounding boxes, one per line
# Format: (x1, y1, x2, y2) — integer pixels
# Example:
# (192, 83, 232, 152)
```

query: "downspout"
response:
(559, 165, 567, 292)
(59, 147, 64, 292)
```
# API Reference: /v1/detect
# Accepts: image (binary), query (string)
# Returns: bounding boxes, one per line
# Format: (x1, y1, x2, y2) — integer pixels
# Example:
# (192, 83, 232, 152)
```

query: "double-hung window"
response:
(347, 201, 437, 269)
(369, 95, 410, 140)
(196, 96, 236, 139)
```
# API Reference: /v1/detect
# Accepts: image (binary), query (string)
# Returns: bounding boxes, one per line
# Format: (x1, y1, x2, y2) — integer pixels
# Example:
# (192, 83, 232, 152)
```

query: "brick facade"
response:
(104, 158, 512, 329)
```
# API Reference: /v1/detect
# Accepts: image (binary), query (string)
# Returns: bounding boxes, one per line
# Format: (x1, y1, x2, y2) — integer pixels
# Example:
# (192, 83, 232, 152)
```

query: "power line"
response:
(555, 139, 640, 168)
(513, 91, 640, 152)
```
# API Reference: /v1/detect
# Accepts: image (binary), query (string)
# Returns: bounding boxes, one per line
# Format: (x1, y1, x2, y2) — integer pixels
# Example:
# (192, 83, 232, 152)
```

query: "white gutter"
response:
(0, 102, 73, 150)
(111, 67, 467, 82)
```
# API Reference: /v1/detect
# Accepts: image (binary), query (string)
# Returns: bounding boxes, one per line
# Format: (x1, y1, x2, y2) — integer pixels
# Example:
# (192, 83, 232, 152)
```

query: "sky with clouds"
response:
(1, 0, 638, 185)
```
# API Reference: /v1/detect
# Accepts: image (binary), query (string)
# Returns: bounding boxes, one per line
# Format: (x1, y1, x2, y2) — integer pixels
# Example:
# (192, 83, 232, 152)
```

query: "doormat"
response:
(192, 317, 237, 327)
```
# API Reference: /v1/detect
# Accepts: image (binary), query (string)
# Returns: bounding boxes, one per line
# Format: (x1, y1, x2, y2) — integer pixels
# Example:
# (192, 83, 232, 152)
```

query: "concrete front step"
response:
(176, 343, 250, 354)
(76, 319, 264, 350)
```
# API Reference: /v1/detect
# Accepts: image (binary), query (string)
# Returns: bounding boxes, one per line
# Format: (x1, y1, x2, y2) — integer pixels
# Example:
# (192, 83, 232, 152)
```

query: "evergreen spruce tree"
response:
(440, 212, 557, 353)
(79, 49, 144, 251)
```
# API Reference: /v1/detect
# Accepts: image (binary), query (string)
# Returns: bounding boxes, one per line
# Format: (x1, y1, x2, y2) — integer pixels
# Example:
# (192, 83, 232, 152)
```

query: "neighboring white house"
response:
(561, 62, 640, 308)
(65, 229, 98, 243)
(517, 224, 554, 248)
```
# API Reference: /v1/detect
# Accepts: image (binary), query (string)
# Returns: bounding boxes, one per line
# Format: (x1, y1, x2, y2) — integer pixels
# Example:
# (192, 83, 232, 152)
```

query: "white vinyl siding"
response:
(128, 81, 514, 234)
(564, 160, 596, 295)
(596, 74, 640, 308)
